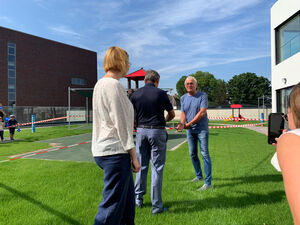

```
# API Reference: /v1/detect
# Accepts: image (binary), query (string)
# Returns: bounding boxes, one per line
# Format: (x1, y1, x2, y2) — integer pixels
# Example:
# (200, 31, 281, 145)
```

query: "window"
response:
(276, 86, 294, 113)
(8, 69, 15, 78)
(8, 55, 16, 66)
(72, 78, 86, 86)
(7, 42, 16, 106)
(276, 12, 300, 64)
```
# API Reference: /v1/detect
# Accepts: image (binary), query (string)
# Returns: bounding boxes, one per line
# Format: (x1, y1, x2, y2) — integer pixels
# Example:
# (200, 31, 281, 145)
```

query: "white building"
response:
(271, 0, 300, 113)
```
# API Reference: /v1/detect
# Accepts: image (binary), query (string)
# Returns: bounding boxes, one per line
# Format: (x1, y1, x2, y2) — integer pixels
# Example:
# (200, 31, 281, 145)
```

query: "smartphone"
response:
(268, 113, 284, 144)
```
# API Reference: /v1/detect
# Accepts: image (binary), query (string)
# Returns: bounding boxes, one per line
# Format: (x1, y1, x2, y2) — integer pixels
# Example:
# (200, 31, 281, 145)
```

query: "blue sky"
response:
(0, 0, 277, 92)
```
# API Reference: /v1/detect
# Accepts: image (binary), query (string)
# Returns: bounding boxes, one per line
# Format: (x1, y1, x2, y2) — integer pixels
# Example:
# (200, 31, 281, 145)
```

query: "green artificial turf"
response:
(0, 127, 292, 225)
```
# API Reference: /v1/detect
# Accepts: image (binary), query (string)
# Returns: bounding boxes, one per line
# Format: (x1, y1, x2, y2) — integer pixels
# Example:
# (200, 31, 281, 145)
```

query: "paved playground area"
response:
(11, 129, 187, 162)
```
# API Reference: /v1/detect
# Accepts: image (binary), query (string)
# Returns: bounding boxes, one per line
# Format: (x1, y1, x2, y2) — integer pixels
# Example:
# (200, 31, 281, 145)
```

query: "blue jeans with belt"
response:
(135, 128, 167, 214)
(94, 154, 135, 225)
(186, 129, 212, 185)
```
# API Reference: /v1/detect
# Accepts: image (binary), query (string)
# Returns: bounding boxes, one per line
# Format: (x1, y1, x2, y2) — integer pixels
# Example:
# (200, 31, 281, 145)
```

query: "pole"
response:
(258, 97, 260, 120)
(263, 95, 265, 118)
(68, 87, 71, 129)
(32, 114, 36, 133)
(86, 96, 88, 124)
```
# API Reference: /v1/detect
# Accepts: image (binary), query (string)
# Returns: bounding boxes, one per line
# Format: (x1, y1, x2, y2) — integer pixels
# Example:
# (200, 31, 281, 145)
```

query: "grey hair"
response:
(185, 76, 197, 85)
(145, 69, 160, 83)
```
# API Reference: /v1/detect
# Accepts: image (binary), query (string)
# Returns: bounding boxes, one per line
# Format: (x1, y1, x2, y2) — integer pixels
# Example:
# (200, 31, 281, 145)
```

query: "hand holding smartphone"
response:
(268, 113, 285, 144)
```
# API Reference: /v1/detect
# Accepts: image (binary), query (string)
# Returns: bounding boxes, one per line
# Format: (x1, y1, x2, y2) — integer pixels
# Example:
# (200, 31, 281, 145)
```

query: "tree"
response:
(227, 72, 271, 105)
(176, 71, 227, 106)
(176, 75, 187, 97)
(213, 79, 227, 106)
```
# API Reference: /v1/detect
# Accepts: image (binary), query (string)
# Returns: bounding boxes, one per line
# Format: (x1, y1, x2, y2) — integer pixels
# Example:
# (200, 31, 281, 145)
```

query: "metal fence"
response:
(2, 106, 91, 124)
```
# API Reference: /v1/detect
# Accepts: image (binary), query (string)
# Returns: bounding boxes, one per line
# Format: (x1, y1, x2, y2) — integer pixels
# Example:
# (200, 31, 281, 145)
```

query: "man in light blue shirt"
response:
(176, 76, 212, 190)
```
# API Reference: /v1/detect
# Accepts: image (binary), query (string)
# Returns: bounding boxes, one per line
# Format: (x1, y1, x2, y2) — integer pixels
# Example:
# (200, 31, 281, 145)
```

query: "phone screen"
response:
(268, 113, 284, 144)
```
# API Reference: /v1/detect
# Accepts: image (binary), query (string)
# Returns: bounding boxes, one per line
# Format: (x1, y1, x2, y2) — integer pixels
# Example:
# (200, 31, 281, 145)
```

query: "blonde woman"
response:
(277, 83, 300, 225)
(92, 46, 140, 225)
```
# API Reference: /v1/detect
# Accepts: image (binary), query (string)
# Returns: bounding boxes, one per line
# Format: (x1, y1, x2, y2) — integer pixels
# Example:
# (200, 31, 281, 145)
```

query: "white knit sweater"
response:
(92, 77, 135, 157)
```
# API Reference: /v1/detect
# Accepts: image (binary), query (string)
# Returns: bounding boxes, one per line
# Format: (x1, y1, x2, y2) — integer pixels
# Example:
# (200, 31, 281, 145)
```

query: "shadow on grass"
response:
(0, 182, 82, 225)
(165, 190, 285, 213)
(0, 140, 24, 148)
(213, 174, 283, 188)
(246, 151, 275, 174)
(208, 132, 219, 136)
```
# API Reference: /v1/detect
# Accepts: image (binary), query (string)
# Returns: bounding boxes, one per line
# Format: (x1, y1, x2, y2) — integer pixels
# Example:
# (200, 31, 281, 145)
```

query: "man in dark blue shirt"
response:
(130, 69, 175, 214)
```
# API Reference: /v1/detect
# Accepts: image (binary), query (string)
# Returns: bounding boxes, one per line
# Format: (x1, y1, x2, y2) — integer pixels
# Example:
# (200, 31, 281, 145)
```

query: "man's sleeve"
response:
(200, 93, 208, 108)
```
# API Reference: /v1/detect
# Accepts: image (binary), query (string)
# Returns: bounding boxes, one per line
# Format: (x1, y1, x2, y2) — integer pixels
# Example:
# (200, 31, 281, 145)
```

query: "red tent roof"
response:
(125, 68, 146, 81)
(230, 104, 242, 109)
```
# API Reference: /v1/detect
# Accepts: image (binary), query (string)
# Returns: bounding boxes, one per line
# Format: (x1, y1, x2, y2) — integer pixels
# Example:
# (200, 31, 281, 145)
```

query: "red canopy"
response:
(230, 104, 242, 109)
(125, 68, 146, 81)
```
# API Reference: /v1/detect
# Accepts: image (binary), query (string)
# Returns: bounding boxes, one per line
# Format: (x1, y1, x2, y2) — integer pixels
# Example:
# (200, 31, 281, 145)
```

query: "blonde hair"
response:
(103, 46, 129, 74)
(289, 82, 300, 128)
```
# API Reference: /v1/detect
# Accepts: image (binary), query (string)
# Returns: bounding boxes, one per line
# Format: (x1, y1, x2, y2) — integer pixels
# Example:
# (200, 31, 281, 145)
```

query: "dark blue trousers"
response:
(94, 154, 135, 225)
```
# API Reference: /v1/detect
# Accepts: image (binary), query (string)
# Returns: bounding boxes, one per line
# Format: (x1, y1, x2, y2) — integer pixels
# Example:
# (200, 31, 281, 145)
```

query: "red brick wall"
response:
(0, 26, 97, 107)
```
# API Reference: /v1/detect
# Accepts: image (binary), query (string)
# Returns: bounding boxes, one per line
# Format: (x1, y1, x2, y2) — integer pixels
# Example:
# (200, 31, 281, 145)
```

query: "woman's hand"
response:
(131, 157, 141, 173)
(128, 148, 141, 173)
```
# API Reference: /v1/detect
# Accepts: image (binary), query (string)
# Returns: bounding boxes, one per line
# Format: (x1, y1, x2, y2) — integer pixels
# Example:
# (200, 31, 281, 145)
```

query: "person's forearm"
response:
(128, 147, 137, 160)
(180, 112, 186, 124)
(165, 110, 175, 122)
(186, 110, 206, 127)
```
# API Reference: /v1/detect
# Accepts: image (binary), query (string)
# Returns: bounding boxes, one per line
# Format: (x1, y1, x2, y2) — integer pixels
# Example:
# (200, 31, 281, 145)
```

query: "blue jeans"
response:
(135, 128, 167, 214)
(186, 129, 212, 185)
(94, 154, 135, 225)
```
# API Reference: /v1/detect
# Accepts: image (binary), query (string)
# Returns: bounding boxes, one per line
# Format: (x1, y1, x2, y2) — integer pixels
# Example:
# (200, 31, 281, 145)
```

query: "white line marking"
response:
(169, 140, 187, 151)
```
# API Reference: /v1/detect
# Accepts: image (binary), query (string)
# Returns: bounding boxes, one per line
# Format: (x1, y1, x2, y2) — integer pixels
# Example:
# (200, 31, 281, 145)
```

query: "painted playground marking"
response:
(169, 140, 187, 151)
(0, 140, 92, 163)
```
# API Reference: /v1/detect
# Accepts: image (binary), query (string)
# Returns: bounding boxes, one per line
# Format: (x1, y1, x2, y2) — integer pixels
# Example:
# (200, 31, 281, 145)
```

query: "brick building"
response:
(0, 26, 97, 108)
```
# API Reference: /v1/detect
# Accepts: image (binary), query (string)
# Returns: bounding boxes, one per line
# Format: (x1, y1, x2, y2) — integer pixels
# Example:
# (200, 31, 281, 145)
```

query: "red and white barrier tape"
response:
(7, 114, 93, 128)
(134, 122, 267, 131)
(6, 114, 268, 130)
(208, 116, 268, 121)
(7, 116, 69, 128)
(208, 122, 267, 129)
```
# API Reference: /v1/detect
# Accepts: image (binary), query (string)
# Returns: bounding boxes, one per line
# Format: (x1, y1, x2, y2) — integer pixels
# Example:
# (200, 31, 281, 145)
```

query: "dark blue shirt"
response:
(130, 83, 173, 126)
(8, 119, 18, 127)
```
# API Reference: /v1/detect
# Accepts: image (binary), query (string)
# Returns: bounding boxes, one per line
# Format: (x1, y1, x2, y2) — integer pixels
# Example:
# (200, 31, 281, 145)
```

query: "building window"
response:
(7, 42, 16, 106)
(72, 78, 86, 86)
(276, 86, 294, 113)
(276, 12, 300, 64)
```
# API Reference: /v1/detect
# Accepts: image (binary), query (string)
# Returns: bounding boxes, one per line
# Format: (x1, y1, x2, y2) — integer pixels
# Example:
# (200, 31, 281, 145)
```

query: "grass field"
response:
(0, 125, 292, 225)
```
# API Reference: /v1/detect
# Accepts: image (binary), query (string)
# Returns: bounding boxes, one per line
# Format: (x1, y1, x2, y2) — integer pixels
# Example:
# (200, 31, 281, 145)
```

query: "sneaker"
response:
(153, 207, 168, 214)
(190, 177, 203, 182)
(197, 184, 212, 191)
(136, 203, 144, 208)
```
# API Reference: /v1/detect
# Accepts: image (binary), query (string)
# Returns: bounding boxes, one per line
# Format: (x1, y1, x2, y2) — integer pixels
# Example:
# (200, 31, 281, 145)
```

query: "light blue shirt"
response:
(180, 91, 208, 131)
